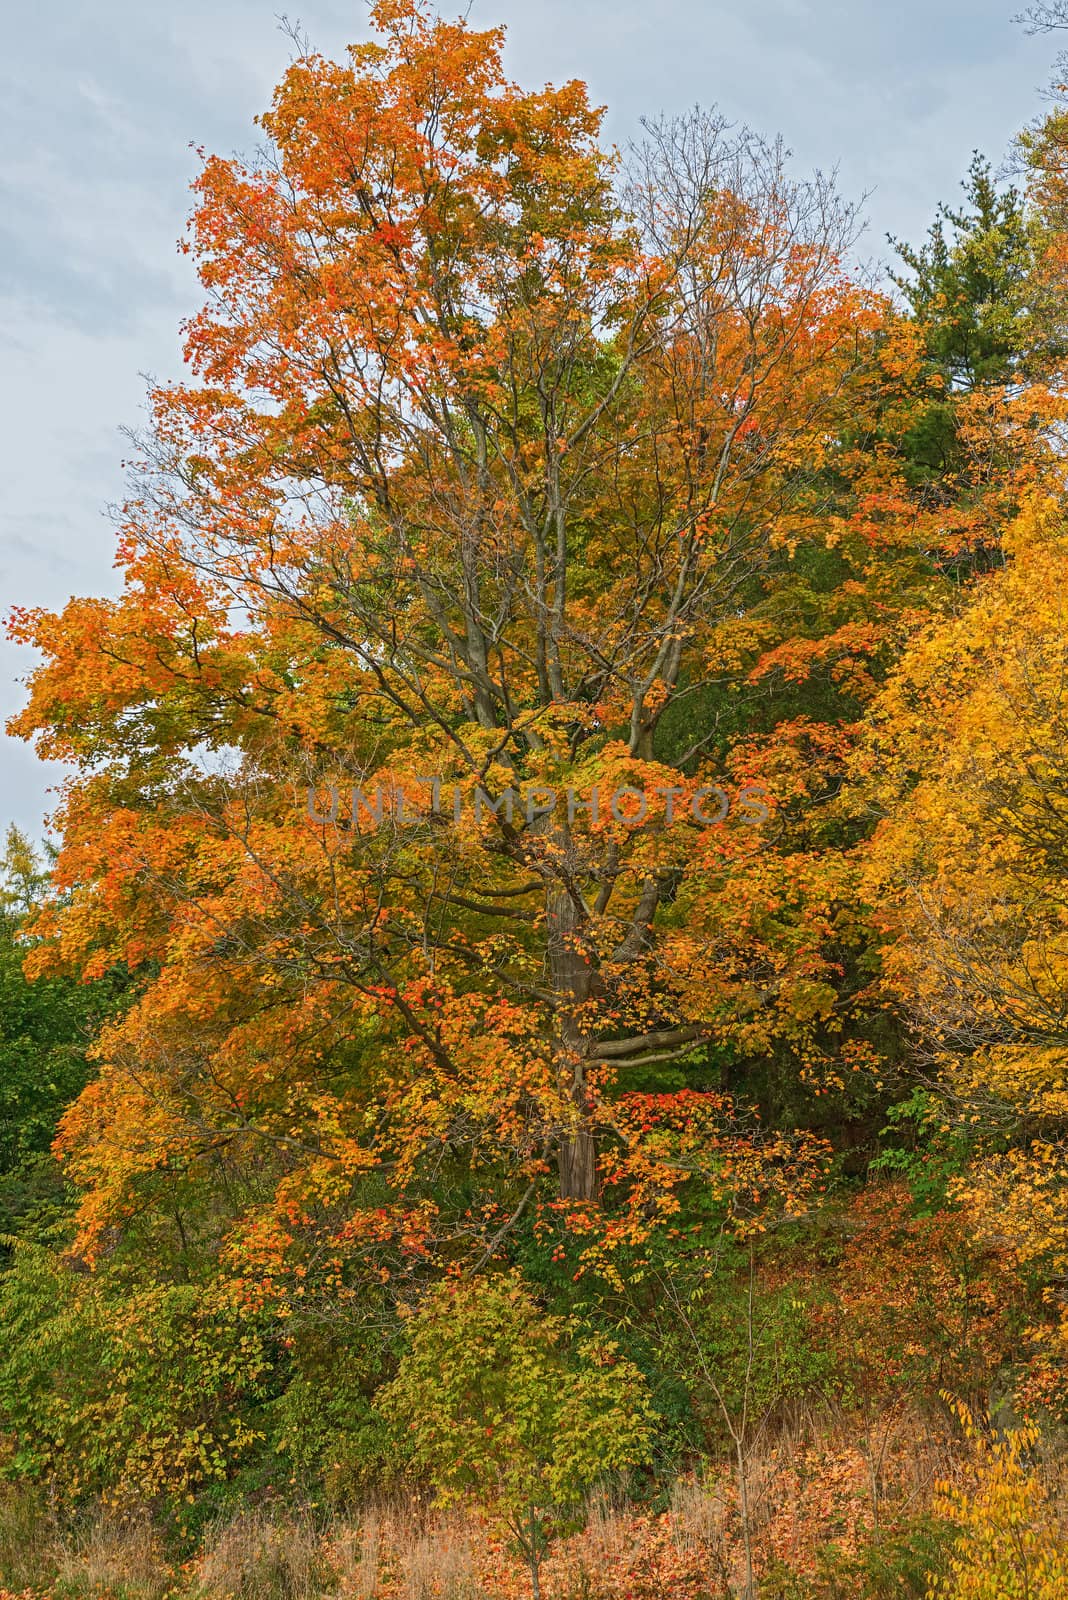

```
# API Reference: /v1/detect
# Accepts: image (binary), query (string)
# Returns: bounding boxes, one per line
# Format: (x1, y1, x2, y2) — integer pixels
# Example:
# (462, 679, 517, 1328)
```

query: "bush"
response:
(381, 1271, 654, 1597)
(0, 1240, 272, 1502)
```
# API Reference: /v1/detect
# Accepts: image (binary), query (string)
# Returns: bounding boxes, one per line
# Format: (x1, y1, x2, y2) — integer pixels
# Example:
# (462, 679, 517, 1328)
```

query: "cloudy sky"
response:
(0, 0, 1059, 837)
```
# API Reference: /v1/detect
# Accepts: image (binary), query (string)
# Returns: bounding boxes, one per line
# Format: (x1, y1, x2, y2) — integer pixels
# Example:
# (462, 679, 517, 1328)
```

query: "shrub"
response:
(380, 1271, 654, 1598)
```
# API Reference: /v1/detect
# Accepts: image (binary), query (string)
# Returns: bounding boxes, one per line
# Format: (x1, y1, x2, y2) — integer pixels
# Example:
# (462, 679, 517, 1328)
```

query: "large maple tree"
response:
(10, 2, 938, 1296)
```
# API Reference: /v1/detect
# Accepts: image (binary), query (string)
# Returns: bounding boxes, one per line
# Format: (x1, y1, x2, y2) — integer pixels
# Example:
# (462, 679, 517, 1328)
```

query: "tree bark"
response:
(557, 1075, 597, 1200)
(545, 849, 598, 1201)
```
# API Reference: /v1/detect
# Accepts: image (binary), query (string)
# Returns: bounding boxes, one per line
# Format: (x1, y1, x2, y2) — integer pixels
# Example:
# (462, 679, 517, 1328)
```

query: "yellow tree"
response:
(864, 493, 1068, 1393)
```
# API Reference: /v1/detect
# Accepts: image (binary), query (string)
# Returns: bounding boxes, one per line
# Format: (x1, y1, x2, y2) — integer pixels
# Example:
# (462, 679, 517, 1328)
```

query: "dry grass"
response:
(327, 1503, 482, 1600)
(194, 1508, 333, 1600)
(396, 1516, 479, 1600)
(668, 1471, 733, 1551)
(0, 1483, 58, 1591)
(326, 1510, 381, 1600)
(54, 1508, 174, 1599)
(0, 1410, 1015, 1600)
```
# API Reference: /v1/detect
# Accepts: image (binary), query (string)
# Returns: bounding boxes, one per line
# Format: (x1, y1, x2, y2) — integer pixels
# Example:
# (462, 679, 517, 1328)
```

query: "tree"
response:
(885, 152, 1066, 573)
(380, 1271, 653, 1597)
(7, 0, 896, 1304)
(890, 154, 1044, 395)
(863, 495, 1068, 1404)
(1017, 2, 1068, 34)
(0, 828, 125, 1237)
(931, 1402, 1068, 1600)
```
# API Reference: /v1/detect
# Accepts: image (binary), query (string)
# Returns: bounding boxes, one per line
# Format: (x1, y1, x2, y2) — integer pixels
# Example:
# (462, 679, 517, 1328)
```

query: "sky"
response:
(0, 0, 1059, 840)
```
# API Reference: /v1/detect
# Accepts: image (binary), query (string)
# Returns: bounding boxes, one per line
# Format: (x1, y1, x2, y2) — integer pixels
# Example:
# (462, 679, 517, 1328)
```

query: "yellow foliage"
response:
(930, 1404, 1068, 1600)
(865, 495, 1068, 1388)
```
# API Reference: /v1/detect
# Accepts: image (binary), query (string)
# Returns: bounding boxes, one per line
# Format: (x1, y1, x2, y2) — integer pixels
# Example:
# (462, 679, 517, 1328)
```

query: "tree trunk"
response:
(557, 1077, 597, 1199)
(545, 848, 598, 1201)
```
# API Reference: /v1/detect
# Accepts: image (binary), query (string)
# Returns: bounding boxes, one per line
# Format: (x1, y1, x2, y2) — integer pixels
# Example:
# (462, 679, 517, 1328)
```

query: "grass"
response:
(0, 1409, 1058, 1600)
